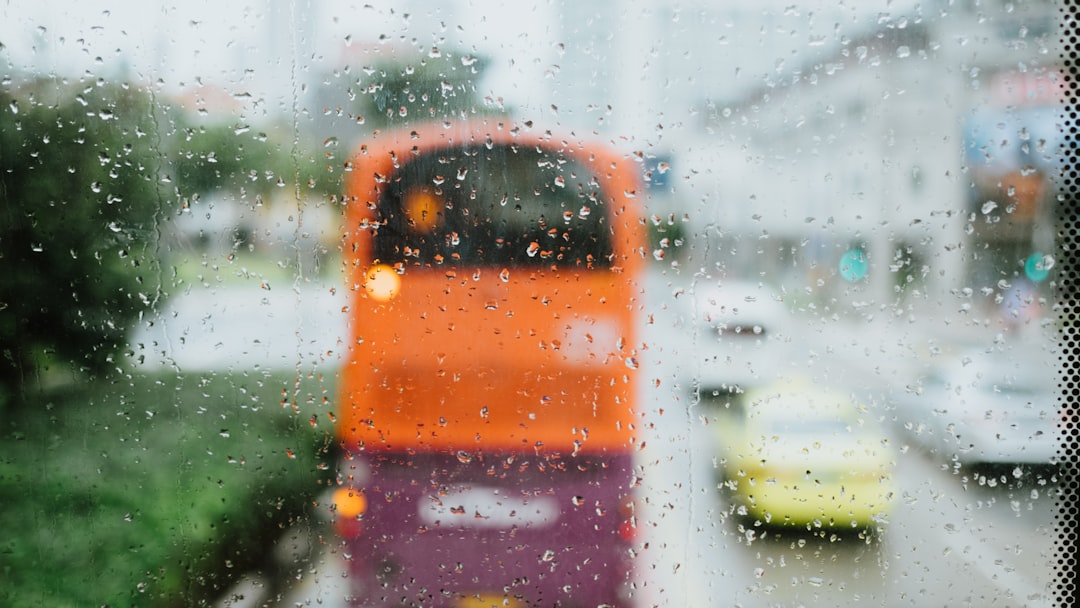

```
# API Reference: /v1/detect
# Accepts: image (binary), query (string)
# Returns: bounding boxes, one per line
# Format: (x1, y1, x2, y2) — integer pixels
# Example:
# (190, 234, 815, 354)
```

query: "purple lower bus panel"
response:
(340, 451, 637, 608)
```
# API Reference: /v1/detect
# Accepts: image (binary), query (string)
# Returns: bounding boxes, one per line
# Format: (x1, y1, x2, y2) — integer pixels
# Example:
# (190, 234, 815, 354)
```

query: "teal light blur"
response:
(839, 249, 868, 282)
(1024, 252, 1051, 283)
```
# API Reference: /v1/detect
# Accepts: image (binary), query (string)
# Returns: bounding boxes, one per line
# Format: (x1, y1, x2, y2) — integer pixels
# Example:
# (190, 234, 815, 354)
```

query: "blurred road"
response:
(631, 270, 1057, 608)
(135, 270, 1058, 608)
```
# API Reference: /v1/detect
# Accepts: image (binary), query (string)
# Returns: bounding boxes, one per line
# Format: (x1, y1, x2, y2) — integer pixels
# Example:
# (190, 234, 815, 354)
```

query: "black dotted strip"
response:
(1058, 2, 1080, 606)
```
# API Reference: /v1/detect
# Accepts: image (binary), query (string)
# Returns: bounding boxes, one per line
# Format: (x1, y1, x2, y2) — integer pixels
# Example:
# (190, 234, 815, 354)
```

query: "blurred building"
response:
(619, 0, 1063, 324)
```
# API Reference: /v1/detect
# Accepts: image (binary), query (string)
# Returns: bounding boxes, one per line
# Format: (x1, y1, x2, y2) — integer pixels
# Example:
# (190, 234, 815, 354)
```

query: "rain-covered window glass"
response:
(1, 2, 1071, 608)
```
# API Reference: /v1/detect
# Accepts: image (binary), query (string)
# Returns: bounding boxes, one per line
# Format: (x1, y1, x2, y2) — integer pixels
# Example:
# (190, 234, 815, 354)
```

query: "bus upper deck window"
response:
(374, 145, 611, 269)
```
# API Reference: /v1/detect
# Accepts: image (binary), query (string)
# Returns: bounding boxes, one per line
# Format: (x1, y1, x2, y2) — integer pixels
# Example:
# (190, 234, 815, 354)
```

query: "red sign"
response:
(989, 68, 1067, 106)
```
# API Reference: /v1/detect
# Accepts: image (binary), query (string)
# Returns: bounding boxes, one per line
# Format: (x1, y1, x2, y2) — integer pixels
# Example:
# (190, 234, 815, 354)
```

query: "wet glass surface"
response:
(0, 2, 1066, 607)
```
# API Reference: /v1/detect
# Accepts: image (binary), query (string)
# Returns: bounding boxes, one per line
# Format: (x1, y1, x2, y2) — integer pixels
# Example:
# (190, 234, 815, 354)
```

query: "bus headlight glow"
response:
(364, 264, 401, 301)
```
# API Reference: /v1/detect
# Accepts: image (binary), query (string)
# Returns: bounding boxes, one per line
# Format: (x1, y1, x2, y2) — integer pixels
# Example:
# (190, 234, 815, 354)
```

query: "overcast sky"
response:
(0, 0, 926, 131)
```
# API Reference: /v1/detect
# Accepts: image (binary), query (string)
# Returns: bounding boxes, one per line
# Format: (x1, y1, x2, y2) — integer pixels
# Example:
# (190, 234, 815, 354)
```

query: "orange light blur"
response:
(404, 188, 443, 232)
(332, 487, 368, 519)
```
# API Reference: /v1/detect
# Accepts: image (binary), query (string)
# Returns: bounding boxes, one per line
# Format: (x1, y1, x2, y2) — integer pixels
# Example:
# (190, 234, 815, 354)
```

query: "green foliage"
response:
(174, 122, 271, 196)
(0, 370, 337, 608)
(172, 121, 332, 203)
(356, 51, 502, 129)
(647, 215, 687, 263)
(0, 76, 333, 407)
(0, 77, 166, 402)
(0, 76, 344, 605)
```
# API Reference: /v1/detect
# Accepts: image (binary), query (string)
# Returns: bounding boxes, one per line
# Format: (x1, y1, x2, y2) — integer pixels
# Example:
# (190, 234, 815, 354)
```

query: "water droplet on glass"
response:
(91, 182, 102, 193)
(981, 200, 998, 215)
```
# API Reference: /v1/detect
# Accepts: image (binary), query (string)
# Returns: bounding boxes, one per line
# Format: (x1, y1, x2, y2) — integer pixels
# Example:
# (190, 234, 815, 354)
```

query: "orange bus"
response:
(333, 120, 646, 607)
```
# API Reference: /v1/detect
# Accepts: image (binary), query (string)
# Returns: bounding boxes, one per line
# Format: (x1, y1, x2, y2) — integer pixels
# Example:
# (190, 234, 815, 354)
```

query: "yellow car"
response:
(712, 380, 895, 530)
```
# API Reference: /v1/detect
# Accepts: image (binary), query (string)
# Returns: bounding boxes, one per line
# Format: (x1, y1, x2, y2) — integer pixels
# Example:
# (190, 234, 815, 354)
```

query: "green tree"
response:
(0, 76, 168, 406)
(357, 50, 501, 129)
(172, 121, 323, 202)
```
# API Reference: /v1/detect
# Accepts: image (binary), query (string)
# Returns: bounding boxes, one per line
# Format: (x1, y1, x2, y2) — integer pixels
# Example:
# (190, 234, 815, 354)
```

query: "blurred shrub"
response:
(355, 51, 501, 129)
(0, 370, 337, 607)
(647, 215, 687, 263)
(0, 77, 166, 406)
(172, 119, 331, 204)
(0, 75, 334, 409)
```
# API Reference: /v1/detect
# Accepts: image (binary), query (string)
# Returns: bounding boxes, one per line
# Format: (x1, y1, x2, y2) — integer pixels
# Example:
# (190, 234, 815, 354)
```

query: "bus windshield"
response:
(373, 144, 612, 268)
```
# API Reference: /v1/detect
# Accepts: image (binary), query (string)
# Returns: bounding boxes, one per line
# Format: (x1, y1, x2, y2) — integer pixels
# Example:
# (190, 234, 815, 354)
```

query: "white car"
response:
(893, 347, 1058, 470)
(684, 280, 792, 394)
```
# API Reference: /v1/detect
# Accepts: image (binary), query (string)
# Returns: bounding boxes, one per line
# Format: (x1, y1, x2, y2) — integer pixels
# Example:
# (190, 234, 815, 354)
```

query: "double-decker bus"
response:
(333, 120, 646, 607)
